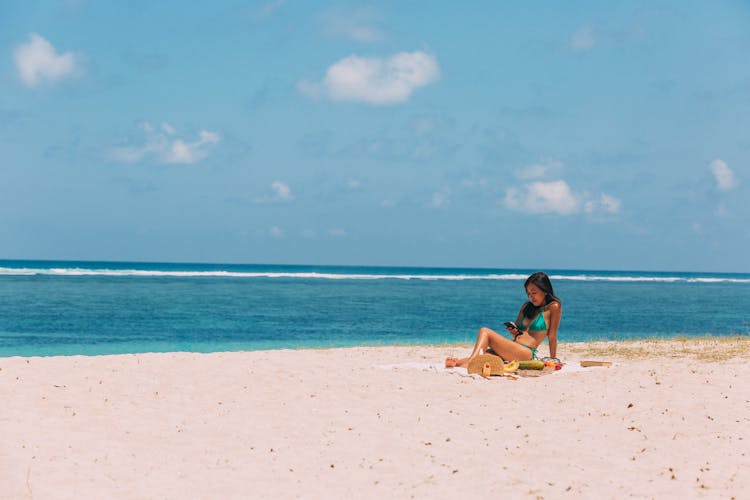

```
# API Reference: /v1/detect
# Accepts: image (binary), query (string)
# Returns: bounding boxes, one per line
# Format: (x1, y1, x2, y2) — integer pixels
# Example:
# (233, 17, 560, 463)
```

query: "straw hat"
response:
(467, 353, 506, 376)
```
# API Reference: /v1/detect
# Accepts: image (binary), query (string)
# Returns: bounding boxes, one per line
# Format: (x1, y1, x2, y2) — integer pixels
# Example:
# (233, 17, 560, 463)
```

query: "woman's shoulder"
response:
(546, 300, 562, 312)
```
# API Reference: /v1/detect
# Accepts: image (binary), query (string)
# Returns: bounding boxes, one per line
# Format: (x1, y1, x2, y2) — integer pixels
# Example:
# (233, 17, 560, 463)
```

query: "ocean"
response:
(1, 260, 748, 357)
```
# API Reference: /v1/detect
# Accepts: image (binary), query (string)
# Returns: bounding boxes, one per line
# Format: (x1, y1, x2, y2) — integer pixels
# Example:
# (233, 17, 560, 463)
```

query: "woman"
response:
(445, 272, 561, 367)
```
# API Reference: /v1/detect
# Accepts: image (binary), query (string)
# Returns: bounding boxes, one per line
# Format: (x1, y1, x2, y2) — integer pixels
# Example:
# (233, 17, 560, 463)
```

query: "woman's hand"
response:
(506, 325, 521, 338)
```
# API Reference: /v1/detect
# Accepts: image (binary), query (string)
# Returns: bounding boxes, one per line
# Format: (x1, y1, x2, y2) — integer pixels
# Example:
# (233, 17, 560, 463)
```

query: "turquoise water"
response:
(1, 260, 748, 357)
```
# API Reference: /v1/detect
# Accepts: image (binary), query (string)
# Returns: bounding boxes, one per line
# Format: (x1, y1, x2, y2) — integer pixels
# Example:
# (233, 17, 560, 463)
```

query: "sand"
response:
(1, 338, 748, 499)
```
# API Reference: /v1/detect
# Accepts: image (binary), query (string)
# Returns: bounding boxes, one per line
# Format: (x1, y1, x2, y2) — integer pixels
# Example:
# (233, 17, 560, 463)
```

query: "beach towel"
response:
(374, 360, 615, 380)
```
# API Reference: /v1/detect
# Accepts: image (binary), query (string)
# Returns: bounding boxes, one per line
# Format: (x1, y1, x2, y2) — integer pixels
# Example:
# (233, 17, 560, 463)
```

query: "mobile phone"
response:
(504, 321, 518, 330)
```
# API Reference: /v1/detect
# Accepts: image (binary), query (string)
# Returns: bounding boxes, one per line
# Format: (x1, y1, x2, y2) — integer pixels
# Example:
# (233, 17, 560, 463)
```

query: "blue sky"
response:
(1, 1, 748, 272)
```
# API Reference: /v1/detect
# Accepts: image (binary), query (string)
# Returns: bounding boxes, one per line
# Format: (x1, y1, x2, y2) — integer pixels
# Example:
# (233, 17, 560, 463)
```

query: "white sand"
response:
(1, 341, 748, 499)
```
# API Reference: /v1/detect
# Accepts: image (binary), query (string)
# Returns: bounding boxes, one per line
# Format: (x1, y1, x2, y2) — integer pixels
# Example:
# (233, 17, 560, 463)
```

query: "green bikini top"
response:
(519, 305, 547, 332)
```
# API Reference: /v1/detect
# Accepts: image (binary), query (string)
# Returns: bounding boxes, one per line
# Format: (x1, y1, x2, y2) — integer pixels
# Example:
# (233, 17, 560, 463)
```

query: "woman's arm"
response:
(546, 301, 562, 358)
(509, 304, 527, 334)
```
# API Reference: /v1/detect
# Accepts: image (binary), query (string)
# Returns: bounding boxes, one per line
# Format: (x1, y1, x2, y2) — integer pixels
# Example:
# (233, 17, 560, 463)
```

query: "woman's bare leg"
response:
(447, 327, 533, 367)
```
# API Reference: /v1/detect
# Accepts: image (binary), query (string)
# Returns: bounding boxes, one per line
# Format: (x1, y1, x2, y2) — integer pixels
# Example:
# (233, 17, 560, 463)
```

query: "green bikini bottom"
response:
(516, 342, 538, 360)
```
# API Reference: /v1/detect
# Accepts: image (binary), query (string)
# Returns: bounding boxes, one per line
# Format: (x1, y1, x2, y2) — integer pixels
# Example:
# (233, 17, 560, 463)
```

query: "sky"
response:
(1, 1, 749, 272)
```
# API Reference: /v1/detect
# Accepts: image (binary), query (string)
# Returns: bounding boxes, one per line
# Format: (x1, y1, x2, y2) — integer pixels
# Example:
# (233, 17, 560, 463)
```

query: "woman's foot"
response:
(445, 357, 459, 368)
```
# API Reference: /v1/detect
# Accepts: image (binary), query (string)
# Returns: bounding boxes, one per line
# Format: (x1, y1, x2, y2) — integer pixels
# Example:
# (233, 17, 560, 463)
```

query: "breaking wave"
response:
(1, 266, 748, 283)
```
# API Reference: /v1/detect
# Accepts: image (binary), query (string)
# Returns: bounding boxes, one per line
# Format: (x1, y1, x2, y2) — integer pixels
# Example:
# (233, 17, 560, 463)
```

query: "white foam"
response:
(551, 274, 680, 282)
(0, 267, 525, 280)
(551, 274, 750, 283)
(0, 267, 748, 283)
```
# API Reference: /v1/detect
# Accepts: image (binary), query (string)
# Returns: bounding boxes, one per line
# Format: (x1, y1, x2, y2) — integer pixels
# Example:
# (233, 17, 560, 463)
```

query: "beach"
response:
(5, 1, 750, 497)
(1, 337, 748, 499)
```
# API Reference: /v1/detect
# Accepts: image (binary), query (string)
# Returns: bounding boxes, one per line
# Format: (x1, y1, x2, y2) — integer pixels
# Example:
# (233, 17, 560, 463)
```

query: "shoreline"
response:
(2, 338, 748, 498)
(2, 334, 749, 361)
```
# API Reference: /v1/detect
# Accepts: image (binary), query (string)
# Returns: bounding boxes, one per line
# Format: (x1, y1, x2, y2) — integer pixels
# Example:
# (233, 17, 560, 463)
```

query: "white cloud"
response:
(255, 181, 294, 204)
(516, 161, 564, 180)
(298, 51, 440, 105)
(269, 226, 284, 238)
(709, 159, 738, 191)
(13, 33, 78, 86)
(322, 6, 384, 42)
(430, 192, 449, 208)
(109, 146, 143, 163)
(271, 181, 293, 201)
(328, 228, 346, 237)
(570, 26, 596, 52)
(381, 199, 396, 208)
(505, 180, 579, 215)
(584, 193, 622, 214)
(509, 161, 621, 216)
(110, 122, 220, 165)
(714, 202, 730, 218)
(346, 178, 362, 190)
(161, 122, 176, 135)
(600, 193, 622, 213)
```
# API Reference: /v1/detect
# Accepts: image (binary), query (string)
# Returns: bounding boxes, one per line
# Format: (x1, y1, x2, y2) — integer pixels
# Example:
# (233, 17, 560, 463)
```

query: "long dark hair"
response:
(522, 271, 561, 319)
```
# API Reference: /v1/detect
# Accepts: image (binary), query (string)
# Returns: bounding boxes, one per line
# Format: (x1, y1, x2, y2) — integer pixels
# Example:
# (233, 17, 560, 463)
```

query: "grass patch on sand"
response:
(564, 336, 750, 362)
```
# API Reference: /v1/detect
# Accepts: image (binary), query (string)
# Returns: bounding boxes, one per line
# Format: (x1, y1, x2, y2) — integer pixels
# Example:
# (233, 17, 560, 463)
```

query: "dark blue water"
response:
(1, 260, 748, 357)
